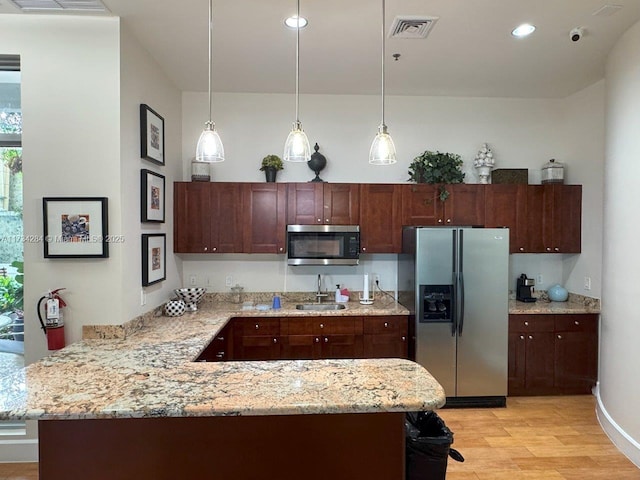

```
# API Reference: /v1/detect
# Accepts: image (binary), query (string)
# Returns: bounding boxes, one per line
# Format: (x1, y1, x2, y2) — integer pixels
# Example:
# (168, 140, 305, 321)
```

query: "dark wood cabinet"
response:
(363, 316, 408, 358)
(242, 183, 286, 253)
(401, 184, 484, 227)
(196, 322, 234, 362)
(360, 184, 402, 253)
(287, 183, 359, 225)
(526, 185, 582, 253)
(485, 185, 528, 253)
(233, 318, 281, 360)
(508, 314, 597, 396)
(174, 182, 243, 254)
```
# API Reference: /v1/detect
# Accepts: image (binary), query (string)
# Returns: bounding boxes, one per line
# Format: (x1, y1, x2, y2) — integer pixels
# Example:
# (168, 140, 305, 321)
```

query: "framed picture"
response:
(43, 197, 109, 258)
(142, 233, 166, 286)
(140, 104, 164, 165)
(140, 169, 165, 223)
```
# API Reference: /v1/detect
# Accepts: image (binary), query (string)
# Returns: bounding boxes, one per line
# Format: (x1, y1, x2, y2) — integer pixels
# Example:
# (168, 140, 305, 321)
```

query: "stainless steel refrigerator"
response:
(398, 226, 509, 407)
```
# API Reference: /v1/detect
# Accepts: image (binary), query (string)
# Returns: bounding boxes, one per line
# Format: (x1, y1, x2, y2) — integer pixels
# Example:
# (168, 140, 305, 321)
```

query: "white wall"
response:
(598, 19, 640, 466)
(180, 91, 603, 297)
(119, 24, 182, 319)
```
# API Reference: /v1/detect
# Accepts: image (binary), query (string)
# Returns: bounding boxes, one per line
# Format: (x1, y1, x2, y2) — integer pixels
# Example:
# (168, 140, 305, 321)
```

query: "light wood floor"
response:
(0, 396, 637, 479)
(438, 395, 640, 479)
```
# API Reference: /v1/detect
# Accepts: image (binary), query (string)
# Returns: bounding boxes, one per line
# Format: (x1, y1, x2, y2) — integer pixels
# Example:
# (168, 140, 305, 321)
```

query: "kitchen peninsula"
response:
(0, 297, 445, 480)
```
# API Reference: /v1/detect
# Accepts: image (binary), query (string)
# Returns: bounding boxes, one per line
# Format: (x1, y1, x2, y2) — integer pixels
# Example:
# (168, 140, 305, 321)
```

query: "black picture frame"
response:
(140, 169, 165, 223)
(43, 197, 109, 258)
(142, 233, 166, 286)
(140, 104, 165, 165)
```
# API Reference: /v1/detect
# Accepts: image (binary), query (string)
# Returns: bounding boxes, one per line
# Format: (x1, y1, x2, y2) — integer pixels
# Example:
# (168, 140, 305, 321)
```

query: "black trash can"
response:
(405, 411, 464, 480)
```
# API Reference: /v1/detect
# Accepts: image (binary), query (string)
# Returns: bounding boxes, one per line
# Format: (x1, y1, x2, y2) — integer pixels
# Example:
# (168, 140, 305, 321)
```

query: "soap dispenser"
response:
(335, 284, 341, 303)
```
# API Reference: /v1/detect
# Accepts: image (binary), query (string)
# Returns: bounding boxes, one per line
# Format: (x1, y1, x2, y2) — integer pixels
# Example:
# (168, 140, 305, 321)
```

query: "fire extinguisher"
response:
(37, 288, 66, 350)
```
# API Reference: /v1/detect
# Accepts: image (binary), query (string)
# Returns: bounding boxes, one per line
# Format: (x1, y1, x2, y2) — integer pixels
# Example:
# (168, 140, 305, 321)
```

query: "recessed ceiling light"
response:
(285, 15, 308, 29)
(511, 23, 536, 38)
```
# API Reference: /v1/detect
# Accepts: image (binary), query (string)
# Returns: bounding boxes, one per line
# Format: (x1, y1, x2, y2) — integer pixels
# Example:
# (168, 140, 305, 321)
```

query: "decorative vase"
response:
(264, 167, 278, 183)
(547, 284, 569, 302)
(164, 299, 186, 317)
(476, 165, 492, 184)
(307, 143, 327, 182)
(191, 161, 211, 182)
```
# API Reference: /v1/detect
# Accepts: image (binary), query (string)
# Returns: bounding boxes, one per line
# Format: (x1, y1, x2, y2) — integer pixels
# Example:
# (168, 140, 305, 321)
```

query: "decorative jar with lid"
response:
(541, 159, 564, 184)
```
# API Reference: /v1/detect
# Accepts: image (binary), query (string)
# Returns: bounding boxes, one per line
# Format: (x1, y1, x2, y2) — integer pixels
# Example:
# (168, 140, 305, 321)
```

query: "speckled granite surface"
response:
(0, 299, 446, 421)
(509, 293, 600, 314)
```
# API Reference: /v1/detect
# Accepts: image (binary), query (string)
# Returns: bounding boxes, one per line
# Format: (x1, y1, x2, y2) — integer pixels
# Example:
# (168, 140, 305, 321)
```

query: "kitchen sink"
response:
(295, 303, 346, 311)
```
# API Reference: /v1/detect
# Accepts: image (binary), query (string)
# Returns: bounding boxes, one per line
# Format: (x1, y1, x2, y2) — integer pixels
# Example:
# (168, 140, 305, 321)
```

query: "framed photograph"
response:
(140, 104, 164, 165)
(142, 233, 166, 286)
(140, 169, 165, 223)
(43, 197, 109, 258)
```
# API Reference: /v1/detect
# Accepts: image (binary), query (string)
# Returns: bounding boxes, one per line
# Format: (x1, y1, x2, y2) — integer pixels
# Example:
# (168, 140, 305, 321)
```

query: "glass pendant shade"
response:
(283, 120, 311, 162)
(369, 124, 397, 165)
(196, 121, 224, 163)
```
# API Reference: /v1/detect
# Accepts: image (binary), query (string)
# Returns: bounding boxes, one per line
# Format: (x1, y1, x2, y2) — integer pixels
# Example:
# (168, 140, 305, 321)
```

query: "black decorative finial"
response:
(307, 142, 327, 183)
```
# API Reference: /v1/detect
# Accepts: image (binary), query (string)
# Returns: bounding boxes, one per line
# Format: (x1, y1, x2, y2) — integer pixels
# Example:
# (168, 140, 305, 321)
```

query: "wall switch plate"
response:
(537, 274, 543, 285)
(225, 276, 233, 287)
(189, 275, 197, 286)
(584, 276, 591, 290)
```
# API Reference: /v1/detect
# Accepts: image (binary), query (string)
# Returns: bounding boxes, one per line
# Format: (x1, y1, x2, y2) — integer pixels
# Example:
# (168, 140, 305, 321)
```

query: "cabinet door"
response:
(242, 183, 286, 253)
(525, 186, 549, 253)
(360, 184, 402, 253)
(287, 183, 323, 225)
(401, 184, 442, 226)
(320, 335, 364, 359)
(196, 322, 234, 362)
(234, 335, 281, 360)
(524, 332, 555, 394)
(363, 334, 408, 358)
(485, 185, 528, 253)
(554, 314, 597, 393)
(552, 185, 582, 253)
(323, 183, 360, 225)
(508, 331, 527, 395)
(174, 183, 212, 253)
(280, 335, 321, 360)
(213, 183, 244, 253)
(443, 184, 485, 226)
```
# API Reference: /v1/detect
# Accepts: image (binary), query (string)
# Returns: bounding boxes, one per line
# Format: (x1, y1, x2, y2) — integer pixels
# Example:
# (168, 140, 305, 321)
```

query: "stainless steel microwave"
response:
(287, 225, 360, 266)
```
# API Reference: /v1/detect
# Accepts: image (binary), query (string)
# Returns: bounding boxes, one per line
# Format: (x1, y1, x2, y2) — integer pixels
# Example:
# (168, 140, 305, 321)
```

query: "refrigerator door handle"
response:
(458, 229, 465, 336)
(459, 271, 465, 336)
(451, 230, 458, 337)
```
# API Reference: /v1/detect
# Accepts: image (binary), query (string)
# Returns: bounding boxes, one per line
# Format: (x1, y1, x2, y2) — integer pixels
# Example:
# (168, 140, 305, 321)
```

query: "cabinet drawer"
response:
(363, 316, 407, 334)
(555, 314, 598, 333)
(236, 318, 280, 336)
(509, 315, 554, 332)
(311, 317, 363, 335)
(281, 318, 316, 336)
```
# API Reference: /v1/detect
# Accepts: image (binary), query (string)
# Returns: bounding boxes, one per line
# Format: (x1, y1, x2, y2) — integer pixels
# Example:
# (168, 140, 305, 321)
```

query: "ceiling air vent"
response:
(389, 16, 439, 39)
(7, 0, 109, 12)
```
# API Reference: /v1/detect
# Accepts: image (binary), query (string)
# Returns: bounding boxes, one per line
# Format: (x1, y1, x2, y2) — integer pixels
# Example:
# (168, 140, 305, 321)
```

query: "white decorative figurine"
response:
(473, 143, 495, 184)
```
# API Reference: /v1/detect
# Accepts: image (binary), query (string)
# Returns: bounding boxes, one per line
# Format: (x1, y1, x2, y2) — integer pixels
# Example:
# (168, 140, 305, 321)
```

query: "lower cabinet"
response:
(508, 314, 598, 395)
(198, 315, 408, 362)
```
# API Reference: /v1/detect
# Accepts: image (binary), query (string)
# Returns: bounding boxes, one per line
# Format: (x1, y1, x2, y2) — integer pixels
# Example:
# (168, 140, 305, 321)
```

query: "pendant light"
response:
(283, 0, 311, 162)
(195, 0, 224, 162)
(369, 0, 397, 165)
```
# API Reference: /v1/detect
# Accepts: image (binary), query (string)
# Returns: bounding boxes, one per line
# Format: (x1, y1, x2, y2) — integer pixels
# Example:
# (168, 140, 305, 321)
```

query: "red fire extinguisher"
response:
(37, 288, 66, 350)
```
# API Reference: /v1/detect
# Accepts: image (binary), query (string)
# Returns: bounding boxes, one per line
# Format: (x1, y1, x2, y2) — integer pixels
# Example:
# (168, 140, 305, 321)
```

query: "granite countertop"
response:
(0, 297, 445, 421)
(509, 292, 600, 315)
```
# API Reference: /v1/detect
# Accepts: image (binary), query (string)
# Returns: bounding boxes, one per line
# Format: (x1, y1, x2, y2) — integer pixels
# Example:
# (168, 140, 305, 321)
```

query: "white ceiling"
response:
(2, 0, 640, 98)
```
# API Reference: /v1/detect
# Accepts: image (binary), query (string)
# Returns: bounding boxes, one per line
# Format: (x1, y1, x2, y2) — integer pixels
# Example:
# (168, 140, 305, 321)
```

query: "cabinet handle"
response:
(320, 323, 324, 329)
(324, 337, 329, 343)
(215, 352, 224, 358)
(326, 219, 330, 223)
(315, 337, 320, 343)
(212, 247, 217, 252)
(557, 335, 562, 339)
(273, 338, 278, 344)
(446, 219, 451, 223)
(401, 336, 406, 341)
(255, 324, 259, 330)
(317, 218, 322, 223)
(554, 247, 560, 252)
(362, 247, 367, 252)
(217, 336, 225, 341)
(574, 321, 580, 325)
(528, 335, 533, 339)
(546, 247, 551, 252)
(519, 247, 525, 252)
(384, 322, 389, 328)
(279, 247, 284, 252)
(204, 247, 208, 252)
(520, 335, 525, 340)
(438, 219, 443, 224)
(524, 321, 529, 326)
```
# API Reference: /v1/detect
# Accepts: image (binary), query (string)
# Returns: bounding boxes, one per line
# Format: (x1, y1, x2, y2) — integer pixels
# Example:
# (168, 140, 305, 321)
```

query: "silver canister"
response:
(541, 158, 564, 184)
(191, 160, 211, 182)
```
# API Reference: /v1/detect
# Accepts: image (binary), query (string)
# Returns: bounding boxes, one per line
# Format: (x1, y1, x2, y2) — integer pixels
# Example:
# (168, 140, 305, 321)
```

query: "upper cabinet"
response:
(359, 184, 402, 253)
(401, 184, 485, 227)
(287, 183, 359, 225)
(242, 183, 287, 253)
(485, 184, 528, 253)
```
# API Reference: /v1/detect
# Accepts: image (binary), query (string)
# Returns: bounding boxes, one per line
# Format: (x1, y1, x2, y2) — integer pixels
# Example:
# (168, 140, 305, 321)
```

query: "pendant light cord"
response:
(208, 0, 213, 123)
(295, 0, 301, 124)
(381, 0, 386, 127)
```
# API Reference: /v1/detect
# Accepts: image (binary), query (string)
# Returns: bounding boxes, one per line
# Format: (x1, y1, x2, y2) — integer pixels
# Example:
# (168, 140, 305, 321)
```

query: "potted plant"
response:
(260, 154, 284, 183)
(408, 150, 465, 201)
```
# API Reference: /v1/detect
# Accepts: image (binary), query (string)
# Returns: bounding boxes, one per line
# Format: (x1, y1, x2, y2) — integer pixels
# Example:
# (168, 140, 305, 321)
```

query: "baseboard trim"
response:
(0, 439, 38, 463)
(595, 384, 640, 468)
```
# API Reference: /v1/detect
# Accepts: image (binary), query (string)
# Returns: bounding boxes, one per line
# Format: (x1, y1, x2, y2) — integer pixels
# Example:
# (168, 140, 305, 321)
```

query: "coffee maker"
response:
(516, 273, 536, 302)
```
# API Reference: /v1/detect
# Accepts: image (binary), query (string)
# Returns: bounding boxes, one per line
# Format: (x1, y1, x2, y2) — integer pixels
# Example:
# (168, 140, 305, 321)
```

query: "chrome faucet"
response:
(316, 274, 328, 303)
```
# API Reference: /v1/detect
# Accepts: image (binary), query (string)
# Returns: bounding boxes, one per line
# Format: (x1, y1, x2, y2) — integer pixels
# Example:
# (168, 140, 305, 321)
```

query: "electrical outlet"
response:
(584, 276, 591, 290)
(537, 274, 543, 285)
(140, 290, 146, 306)
(189, 275, 197, 286)
(374, 274, 381, 285)
(225, 275, 233, 287)
(206, 277, 212, 287)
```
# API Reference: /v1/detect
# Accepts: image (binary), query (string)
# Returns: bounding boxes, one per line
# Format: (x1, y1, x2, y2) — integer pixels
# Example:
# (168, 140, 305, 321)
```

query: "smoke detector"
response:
(7, 0, 109, 12)
(388, 16, 439, 39)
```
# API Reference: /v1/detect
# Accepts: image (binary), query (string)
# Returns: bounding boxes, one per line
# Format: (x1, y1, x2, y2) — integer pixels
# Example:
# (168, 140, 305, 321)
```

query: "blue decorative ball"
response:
(548, 284, 569, 302)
